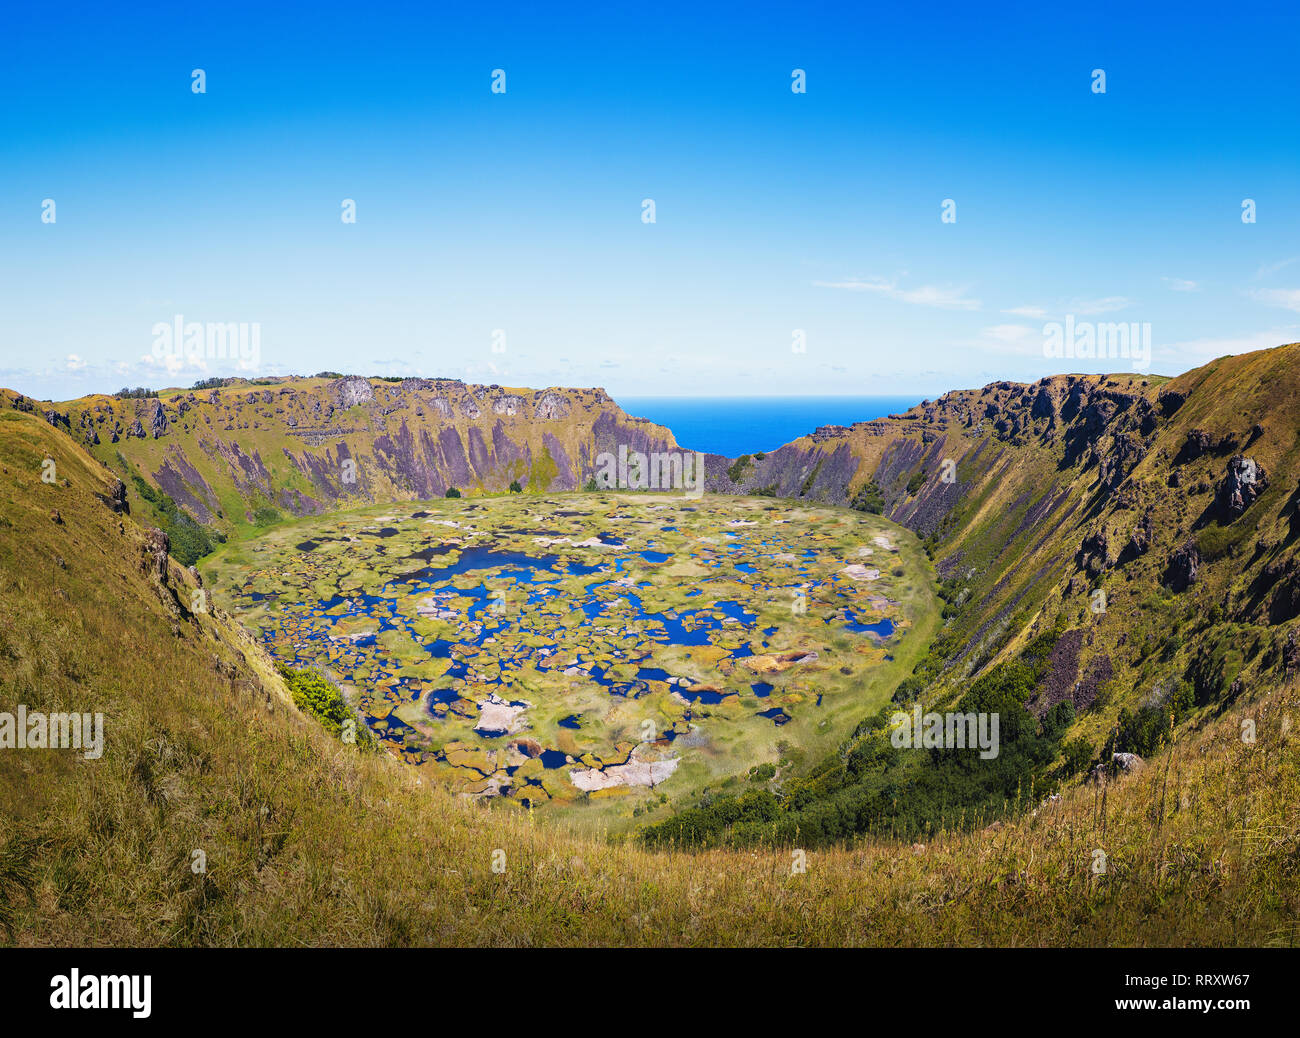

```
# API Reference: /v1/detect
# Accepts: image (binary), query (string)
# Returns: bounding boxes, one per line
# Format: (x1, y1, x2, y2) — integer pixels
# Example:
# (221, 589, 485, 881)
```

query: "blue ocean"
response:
(615, 396, 925, 458)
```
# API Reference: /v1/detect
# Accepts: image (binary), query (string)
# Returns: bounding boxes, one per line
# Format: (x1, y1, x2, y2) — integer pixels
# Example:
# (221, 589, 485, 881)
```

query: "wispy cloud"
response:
(981, 323, 1037, 344)
(969, 323, 1041, 357)
(1003, 297, 1130, 318)
(1161, 277, 1200, 293)
(815, 277, 981, 310)
(1250, 288, 1300, 312)
(1255, 257, 1298, 280)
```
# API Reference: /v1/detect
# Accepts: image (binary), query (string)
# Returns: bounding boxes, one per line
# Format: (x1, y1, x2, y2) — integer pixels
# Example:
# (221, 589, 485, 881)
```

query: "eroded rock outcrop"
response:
(330, 376, 374, 408)
(1164, 541, 1201, 592)
(1077, 528, 1111, 577)
(533, 392, 571, 420)
(140, 527, 170, 581)
(1217, 455, 1266, 518)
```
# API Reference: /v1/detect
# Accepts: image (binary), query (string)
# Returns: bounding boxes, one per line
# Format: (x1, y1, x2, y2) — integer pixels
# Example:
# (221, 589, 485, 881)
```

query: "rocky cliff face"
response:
(43, 376, 677, 531)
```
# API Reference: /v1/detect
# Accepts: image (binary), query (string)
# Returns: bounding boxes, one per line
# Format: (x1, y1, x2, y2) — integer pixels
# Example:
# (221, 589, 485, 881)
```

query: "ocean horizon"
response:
(615, 396, 926, 458)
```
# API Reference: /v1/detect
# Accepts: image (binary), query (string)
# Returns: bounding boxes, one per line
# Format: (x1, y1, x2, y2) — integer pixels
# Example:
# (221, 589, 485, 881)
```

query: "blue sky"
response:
(3, 0, 1299, 400)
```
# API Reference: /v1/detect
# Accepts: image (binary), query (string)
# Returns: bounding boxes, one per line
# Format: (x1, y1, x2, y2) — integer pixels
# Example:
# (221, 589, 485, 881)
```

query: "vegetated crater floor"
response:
(204, 492, 936, 829)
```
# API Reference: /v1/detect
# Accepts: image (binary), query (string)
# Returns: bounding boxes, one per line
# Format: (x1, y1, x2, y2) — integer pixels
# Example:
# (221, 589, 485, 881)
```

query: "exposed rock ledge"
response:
(569, 750, 679, 791)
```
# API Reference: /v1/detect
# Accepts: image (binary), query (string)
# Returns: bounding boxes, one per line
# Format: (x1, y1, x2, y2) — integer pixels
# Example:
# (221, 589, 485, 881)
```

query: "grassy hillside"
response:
(2, 381, 1299, 946)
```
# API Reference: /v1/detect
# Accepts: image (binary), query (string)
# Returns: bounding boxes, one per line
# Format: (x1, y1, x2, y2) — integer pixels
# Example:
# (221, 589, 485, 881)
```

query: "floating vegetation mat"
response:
(205, 493, 928, 819)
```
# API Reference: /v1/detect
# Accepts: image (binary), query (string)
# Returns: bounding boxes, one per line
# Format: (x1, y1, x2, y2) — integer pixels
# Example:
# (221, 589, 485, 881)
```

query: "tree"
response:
(444, 487, 461, 498)
(509, 480, 522, 493)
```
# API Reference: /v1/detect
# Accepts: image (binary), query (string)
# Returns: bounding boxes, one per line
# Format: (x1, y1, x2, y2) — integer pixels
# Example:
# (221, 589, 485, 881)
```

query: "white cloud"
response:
(65, 354, 87, 371)
(1003, 298, 1130, 319)
(982, 323, 1037, 344)
(815, 277, 980, 310)
(968, 323, 1042, 358)
(1161, 277, 1200, 293)
(140, 351, 205, 375)
(1250, 288, 1300, 313)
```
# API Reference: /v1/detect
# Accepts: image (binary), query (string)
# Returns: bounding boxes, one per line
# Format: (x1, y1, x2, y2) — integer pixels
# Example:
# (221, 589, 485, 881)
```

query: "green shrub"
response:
(277, 665, 371, 746)
(891, 676, 925, 703)
(1061, 736, 1093, 775)
(851, 481, 885, 514)
(1112, 679, 1192, 757)
(128, 475, 215, 566)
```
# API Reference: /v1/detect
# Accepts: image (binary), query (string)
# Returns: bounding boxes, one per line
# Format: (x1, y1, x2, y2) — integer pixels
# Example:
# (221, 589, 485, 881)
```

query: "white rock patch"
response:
(474, 694, 527, 734)
(569, 750, 679, 791)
